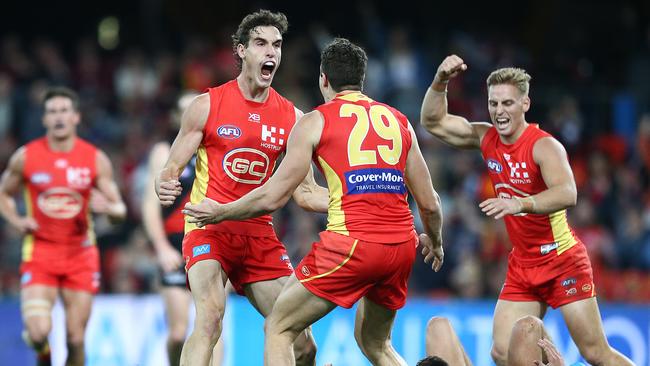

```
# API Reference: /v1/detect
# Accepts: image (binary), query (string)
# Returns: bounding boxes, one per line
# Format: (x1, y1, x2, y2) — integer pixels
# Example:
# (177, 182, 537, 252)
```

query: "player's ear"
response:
(72, 110, 81, 126)
(236, 43, 246, 60)
(320, 72, 329, 88)
(522, 95, 531, 113)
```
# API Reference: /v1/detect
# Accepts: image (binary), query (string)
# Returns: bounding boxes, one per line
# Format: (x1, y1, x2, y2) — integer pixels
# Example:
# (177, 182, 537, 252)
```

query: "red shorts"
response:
(295, 231, 417, 310)
(499, 244, 595, 308)
(20, 243, 100, 294)
(182, 229, 293, 295)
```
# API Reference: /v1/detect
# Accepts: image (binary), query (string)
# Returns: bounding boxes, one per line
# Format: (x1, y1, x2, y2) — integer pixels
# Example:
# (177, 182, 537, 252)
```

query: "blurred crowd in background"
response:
(0, 1, 648, 302)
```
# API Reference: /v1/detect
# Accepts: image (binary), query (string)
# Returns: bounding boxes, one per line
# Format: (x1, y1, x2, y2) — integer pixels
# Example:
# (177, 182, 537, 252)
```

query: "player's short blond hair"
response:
(486, 67, 531, 96)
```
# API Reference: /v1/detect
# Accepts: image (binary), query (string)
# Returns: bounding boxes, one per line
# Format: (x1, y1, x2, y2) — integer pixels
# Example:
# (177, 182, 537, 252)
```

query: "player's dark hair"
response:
(320, 38, 367, 92)
(416, 355, 449, 366)
(43, 86, 80, 111)
(231, 9, 288, 70)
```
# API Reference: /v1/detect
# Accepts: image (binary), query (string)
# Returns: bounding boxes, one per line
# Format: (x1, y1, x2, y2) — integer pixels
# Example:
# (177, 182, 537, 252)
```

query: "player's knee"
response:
(264, 313, 286, 337)
(578, 342, 608, 365)
(25, 319, 51, 345)
(66, 332, 85, 350)
(426, 316, 452, 335)
(490, 343, 507, 365)
(354, 331, 388, 359)
(511, 315, 543, 337)
(168, 325, 187, 344)
(195, 303, 224, 338)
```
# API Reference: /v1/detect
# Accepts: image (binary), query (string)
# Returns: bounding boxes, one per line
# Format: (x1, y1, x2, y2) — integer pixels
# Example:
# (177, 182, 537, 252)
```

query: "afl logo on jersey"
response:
(223, 148, 269, 184)
(30, 172, 52, 184)
(486, 159, 503, 173)
(37, 187, 84, 219)
(217, 125, 242, 139)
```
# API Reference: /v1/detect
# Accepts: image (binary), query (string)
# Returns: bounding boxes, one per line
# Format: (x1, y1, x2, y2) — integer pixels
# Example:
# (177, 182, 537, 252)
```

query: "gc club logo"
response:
(222, 148, 270, 184)
(37, 187, 84, 219)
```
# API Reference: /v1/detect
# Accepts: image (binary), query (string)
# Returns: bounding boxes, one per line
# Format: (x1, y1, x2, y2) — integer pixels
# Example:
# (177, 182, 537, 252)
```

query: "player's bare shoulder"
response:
(473, 122, 493, 143)
(0, 146, 27, 193)
(532, 135, 568, 164)
(6, 146, 27, 175)
(289, 110, 324, 149)
(181, 93, 211, 132)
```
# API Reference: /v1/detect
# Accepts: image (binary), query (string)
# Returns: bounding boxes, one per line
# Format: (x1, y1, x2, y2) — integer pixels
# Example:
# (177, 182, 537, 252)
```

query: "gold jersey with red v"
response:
(20, 137, 100, 293)
(481, 124, 595, 308)
(182, 80, 296, 293)
(313, 92, 415, 243)
(295, 92, 417, 310)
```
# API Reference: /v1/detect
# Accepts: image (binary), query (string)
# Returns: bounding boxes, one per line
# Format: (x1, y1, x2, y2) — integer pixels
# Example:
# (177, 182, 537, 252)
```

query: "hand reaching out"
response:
(533, 338, 565, 366)
(183, 198, 223, 227)
(419, 233, 444, 272)
(479, 197, 522, 219)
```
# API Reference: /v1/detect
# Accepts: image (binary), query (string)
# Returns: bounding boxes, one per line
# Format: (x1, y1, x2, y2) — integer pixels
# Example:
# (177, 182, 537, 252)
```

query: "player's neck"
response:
(236, 74, 269, 103)
(46, 134, 76, 152)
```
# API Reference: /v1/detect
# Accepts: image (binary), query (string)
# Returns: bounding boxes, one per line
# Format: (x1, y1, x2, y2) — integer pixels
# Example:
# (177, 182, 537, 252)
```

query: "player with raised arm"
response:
(420, 55, 633, 366)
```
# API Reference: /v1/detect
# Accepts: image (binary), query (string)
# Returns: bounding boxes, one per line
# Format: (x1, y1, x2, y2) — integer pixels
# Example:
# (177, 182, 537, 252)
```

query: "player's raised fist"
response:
(434, 55, 468, 84)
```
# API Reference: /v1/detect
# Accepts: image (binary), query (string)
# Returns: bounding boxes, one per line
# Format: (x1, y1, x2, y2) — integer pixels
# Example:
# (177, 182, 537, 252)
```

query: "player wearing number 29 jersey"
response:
(297, 90, 418, 310)
(313, 91, 415, 244)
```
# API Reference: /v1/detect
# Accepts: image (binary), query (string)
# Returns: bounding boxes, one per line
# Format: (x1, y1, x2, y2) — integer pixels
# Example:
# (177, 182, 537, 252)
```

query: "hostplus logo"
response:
(503, 154, 532, 184)
(260, 124, 285, 151)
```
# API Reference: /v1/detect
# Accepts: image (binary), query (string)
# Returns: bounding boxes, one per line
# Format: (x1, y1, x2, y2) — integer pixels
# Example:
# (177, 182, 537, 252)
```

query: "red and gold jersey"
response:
(187, 80, 296, 236)
(22, 137, 98, 260)
(314, 92, 414, 243)
(480, 124, 582, 266)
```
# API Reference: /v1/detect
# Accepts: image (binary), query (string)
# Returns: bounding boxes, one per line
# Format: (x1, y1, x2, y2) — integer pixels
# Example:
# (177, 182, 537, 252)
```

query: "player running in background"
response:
(156, 10, 328, 366)
(142, 91, 225, 365)
(420, 55, 633, 366)
(0, 87, 126, 366)
(183, 38, 444, 366)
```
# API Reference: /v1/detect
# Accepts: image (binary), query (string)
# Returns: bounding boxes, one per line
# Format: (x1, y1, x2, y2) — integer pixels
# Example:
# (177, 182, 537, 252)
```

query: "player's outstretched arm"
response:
(156, 93, 207, 207)
(93, 150, 127, 221)
(420, 55, 490, 149)
(479, 137, 577, 219)
(404, 123, 444, 272)
(184, 110, 323, 227)
(0, 147, 38, 233)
